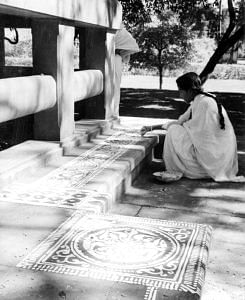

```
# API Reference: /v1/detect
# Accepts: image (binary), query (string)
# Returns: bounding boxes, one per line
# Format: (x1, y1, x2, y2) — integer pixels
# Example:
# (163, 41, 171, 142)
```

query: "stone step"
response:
(0, 126, 158, 213)
(62, 120, 111, 154)
(75, 119, 111, 142)
(0, 140, 63, 187)
(0, 120, 111, 187)
(0, 118, 213, 300)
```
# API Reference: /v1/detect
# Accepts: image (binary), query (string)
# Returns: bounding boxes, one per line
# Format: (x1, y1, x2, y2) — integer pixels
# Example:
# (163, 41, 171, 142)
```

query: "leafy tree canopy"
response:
(119, 0, 218, 29)
(132, 11, 193, 89)
(145, 0, 214, 25)
(118, 0, 150, 29)
(119, 0, 243, 40)
(118, 0, 244, 85)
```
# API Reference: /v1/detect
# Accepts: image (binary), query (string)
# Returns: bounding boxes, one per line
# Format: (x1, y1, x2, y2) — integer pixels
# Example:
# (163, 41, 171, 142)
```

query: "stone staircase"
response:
(0, 119, 157, 212)
(0, 118, 213, 300)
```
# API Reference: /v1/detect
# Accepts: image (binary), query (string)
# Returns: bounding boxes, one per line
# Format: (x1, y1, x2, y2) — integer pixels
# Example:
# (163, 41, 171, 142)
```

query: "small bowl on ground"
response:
(153, 171, 183, 183)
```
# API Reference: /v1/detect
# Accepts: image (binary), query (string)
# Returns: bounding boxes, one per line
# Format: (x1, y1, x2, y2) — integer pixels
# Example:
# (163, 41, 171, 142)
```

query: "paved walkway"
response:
(117, 116, 245, 300)
(0, 77, 244, 299)
(118, 79, 245, 299)
(0, 126, 159, 300)
(0, 122, 213, 300)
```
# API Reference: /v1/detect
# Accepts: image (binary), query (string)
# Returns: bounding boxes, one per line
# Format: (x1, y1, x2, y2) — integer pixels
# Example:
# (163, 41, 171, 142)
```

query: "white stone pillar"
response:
(104, 31, 116, 120)
(0, 27, 5, 76)
(32, 21, 75, 144)
(57, 24, 75, 145)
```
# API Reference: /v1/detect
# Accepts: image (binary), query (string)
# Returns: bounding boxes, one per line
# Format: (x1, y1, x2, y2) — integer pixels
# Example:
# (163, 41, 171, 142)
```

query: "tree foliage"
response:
(120, 0, 221, 36)
(132, 11, 192, 89)
(145, 0, 214, 25)
(118, 0, 245, 86)
(118, 0, 150, 29)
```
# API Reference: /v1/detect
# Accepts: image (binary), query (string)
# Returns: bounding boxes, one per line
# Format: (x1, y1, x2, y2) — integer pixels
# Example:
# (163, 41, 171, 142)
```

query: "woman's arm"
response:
(140, 106, 192, 136)
(140, 123, 179, 135)
(178, 106, 192, 125)
(164, 120, 183, 130)
(164, 108, 192, 130)
(140, 124, 164, 136)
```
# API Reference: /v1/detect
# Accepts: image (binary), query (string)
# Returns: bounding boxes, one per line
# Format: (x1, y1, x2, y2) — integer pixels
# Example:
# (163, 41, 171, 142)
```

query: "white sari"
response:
(163, 94, 244, 182)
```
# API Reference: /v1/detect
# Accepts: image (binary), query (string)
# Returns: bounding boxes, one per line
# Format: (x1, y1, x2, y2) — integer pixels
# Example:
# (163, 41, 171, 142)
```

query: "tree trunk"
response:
(199, 26, 244, 83)
(159, 66, 163, 89)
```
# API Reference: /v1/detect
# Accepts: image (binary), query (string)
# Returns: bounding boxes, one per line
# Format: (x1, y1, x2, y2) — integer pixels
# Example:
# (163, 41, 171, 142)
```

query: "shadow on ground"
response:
(120, 88, 245, 136)
(118, 87, 245, 299)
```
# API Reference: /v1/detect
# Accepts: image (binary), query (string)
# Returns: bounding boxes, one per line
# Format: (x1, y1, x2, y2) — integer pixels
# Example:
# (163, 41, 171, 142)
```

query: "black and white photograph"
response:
(0, 1, 244, 299)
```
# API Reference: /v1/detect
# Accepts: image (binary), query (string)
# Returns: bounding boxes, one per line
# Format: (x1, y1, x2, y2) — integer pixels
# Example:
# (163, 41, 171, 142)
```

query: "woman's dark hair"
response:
(176, 72, 203, 92)
(176, 72, 225, 130)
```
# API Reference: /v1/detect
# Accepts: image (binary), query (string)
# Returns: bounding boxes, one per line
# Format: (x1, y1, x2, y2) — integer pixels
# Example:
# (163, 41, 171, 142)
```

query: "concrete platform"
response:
(0, 140, 62, 186)
(0, 120, 157, 203)
(0, 116, 244, 300)
(0, 119, 164, 300)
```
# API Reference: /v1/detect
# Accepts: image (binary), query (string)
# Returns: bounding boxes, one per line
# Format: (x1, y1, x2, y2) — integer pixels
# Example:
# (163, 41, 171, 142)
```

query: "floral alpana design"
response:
(17, 213, 212, 295)
(0, 186, 111, 213)
(72, 226, 177, 268)
(0, 128, 141, 210)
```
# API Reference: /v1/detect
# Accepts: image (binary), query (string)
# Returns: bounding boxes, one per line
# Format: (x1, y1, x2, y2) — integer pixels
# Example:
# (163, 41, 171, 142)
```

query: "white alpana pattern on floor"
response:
(33, 128, 143, 190)
(0, 125, 212, 299)
(17, 213, 212, 297)
(0, 187, 111, 213)
(0, 128, 143, 212)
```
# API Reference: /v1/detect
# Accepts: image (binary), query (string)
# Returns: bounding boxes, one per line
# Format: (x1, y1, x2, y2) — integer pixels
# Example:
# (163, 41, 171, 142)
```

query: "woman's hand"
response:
(140, 126, 151, 136)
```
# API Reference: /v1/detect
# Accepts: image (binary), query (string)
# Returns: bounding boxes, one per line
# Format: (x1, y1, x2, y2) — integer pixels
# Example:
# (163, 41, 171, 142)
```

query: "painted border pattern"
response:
(0, 128, 144, 212)
(17, 213, 212, 296)
(0, 187, 111, 213)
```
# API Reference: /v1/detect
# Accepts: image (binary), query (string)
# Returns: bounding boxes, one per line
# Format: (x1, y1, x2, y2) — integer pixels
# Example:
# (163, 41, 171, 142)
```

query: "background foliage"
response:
(131, 11, 193, 88)
(4, 1, 245, 80)
(118, 0, 245, 83)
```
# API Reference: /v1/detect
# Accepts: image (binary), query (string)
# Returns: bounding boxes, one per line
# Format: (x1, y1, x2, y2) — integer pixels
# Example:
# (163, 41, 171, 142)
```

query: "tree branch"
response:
(221, 0, 236, 41)
(4, 28, 19, 45)
(199, 0, 243, 84)
(199, 26, 244, 83)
